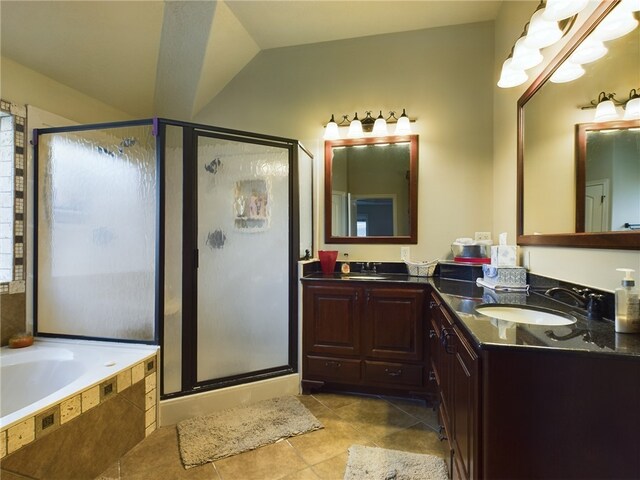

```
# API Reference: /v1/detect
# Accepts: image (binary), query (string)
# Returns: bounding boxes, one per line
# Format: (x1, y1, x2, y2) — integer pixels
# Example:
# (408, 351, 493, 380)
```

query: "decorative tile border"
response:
(0, 352, 158, 458)
(0, 99, 26, 295)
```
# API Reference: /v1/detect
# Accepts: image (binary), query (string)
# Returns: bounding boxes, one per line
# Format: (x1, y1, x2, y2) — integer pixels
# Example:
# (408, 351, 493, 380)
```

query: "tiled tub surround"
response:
(0, 339, 158, 479)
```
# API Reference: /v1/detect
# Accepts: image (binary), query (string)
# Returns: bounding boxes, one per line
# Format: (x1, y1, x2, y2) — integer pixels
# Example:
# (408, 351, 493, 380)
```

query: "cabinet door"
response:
(439, 306, 455, 425)
(363, 287, 425, 362)
(451, 325, 479, 480)
(303, 284, 361, 356)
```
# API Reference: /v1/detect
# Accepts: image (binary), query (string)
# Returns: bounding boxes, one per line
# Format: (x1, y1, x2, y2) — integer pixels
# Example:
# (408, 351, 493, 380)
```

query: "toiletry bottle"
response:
(341, 253, 350, 274)
(615, 268, 640, 333)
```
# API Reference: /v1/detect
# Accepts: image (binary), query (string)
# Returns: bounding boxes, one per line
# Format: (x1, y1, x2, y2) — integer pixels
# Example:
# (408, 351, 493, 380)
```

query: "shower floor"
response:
(96, 392, 446, 479)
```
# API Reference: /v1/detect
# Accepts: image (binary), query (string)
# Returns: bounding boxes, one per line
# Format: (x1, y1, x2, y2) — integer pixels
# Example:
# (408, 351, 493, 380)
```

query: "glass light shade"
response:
(549, 61, 585, 83)
(372, 112, 388, 136)
(594, 99, 619, 122)
(511, 37, 543, 70)
(542, 0, 589, 21)
(592, 8, 638, 41)
(623, 97, 640, 120)
(524, 9, 564, 48)
(323, 115, 340, 140)
(395, 109, 411, 135)
(619, 0, 640, 13)
(569, 37, 608, 64)
(348, 115, 363, 138)
(497, 58, 528, 88)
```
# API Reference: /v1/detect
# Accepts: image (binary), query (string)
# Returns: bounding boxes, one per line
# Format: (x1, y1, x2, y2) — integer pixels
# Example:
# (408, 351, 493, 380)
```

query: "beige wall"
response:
(1, 56, 132, 124)
(492, 1, 640, 291)
(195, 22, 495, 263)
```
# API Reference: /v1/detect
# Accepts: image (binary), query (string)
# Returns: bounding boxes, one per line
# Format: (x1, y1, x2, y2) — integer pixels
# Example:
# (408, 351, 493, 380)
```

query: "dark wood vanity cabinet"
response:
(428, 291, 479, 480)
(302, 282, 427, 394)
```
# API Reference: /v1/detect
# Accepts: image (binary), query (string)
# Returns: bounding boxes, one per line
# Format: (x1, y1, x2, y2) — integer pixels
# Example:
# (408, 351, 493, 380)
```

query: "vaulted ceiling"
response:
(1, 1, 502, 120)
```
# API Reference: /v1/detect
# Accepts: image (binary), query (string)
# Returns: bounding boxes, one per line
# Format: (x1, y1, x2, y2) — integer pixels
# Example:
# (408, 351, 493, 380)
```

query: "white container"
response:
(615, 268, 640, 333)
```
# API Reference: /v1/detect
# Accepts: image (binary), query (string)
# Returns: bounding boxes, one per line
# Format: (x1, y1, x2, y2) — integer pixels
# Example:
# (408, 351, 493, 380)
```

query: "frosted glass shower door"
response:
(36, 124, 157, 341)
(196, 134, 291, 382)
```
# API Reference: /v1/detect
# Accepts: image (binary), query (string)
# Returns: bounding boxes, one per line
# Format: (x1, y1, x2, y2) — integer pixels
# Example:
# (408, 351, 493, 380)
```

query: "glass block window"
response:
(0, 99, 26, 292)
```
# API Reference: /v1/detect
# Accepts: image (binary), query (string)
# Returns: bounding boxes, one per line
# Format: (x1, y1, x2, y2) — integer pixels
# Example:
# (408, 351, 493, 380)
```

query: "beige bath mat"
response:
(344, 445, 448, 480)
(176, 396, 323, 468)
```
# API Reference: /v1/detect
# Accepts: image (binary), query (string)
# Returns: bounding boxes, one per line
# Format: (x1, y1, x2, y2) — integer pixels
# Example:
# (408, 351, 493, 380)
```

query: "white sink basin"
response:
(475, 304, 577, 326)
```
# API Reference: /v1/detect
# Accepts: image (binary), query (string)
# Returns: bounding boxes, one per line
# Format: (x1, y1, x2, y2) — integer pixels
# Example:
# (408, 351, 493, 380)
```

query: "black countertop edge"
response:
(301, 272, 640, 358)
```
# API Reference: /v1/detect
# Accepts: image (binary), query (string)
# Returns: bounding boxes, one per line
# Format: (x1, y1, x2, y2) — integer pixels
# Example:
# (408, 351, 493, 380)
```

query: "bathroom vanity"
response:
(301, 272, 640, 480)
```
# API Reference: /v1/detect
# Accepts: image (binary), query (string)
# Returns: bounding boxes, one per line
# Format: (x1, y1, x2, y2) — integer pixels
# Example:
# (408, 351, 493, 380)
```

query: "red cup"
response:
(318, 250, 338, 274)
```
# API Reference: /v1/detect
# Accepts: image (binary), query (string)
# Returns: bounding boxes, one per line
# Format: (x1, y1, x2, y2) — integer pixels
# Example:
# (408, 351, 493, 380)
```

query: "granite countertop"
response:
(302, 272, 640, 358)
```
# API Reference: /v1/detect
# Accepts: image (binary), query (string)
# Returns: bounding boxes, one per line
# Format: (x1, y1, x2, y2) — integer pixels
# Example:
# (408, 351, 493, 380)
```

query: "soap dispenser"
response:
(615, 268, 640, 333)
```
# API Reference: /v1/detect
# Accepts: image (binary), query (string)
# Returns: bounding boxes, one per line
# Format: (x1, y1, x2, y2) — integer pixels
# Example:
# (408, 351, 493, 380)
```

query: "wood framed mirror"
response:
(517, 1, 640, 249)
(324, 134, 418, 244)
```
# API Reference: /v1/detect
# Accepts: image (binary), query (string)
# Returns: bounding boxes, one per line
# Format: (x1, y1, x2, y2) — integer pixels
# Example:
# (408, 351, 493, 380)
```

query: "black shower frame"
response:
(33, 117, 311, 400)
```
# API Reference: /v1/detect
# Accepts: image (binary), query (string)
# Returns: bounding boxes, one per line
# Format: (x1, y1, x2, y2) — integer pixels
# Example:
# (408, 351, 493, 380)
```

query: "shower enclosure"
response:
(35, 118, 313, 398)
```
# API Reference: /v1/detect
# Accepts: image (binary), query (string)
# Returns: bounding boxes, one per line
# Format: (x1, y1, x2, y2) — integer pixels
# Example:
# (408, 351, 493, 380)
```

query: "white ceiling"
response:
(1, 0, 502, 119)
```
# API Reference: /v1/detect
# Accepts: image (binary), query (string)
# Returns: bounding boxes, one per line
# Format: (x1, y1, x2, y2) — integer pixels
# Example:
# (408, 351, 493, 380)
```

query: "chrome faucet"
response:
(544, 287, 590, 308)
(545, 287, 605, 320)
(359, 262, 381, 274)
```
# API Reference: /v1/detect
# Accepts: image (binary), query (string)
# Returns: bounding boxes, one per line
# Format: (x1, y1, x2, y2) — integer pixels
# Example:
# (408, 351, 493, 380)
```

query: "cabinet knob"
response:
(428, 370, 436, 381)
(429, 301, 438, 309)
(429, 329, 437, 339)
(384, 368, 403, 377)
(441, 328, 456, 355)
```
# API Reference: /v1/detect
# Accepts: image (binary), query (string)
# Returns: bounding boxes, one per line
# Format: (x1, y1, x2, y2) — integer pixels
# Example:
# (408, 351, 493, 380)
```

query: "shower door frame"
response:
(162, 119, 301, 399)
(32, 118, 164, 345)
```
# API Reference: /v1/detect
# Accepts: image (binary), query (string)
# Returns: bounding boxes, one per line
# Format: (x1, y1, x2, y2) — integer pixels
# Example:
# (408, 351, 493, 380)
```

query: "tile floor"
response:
(96, 392, 447, 480)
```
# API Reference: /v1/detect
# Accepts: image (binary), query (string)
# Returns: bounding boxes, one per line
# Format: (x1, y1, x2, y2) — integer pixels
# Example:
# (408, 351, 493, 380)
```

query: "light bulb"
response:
(619, 0, 640, 13)
(347, 113, 363, 138)
(372, 111, 388, 136)
(543, 0, 589, 21)
(549, 61, 585, 83)
(497, 58, 528, 88)
(395, 109, 411, 135)
(525, 9, 563, 48)
(323, 114, 340, 140)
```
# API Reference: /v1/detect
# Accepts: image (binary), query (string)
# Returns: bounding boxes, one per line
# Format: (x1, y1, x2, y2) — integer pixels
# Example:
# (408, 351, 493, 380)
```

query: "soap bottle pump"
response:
(615, 268, 640, 333)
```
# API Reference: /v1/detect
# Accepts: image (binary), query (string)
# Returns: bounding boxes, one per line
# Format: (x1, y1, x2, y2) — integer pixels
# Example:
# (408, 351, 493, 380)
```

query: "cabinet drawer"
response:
(306, 355, 361, 383)
(363, 361, 423, 388)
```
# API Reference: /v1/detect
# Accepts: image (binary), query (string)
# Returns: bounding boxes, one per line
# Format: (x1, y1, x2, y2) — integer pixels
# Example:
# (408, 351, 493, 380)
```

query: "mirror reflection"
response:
(577, 122, 640, 233)
(324, 135, 418, 244)
(520, 2, 640, 247)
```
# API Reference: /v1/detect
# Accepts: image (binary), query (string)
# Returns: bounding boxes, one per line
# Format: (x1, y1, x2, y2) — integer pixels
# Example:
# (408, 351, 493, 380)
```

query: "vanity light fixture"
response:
(323, 110, 414, 139)
(581, 90, 640, 122)
(497, 0, 588, 89)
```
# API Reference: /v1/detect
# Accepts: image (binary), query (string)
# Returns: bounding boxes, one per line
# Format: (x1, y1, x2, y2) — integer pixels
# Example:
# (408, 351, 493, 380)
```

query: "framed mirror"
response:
(517, 1, 640, 249)
(324, 135, 418, 244)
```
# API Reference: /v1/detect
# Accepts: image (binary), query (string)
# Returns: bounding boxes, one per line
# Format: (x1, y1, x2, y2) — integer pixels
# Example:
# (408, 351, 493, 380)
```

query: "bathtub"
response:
(0, 338, 157, 429)
(0, 338, 159, 478)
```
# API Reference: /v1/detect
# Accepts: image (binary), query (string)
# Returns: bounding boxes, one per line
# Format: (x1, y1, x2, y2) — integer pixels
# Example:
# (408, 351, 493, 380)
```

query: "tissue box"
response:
(482, 265, 527, 287)
(491, 245, 517, 267)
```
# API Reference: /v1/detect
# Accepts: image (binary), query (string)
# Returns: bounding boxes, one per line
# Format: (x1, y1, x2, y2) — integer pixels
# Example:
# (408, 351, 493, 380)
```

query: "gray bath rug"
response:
(344, 445, 448, 480)
(176, 396, 323, 469)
